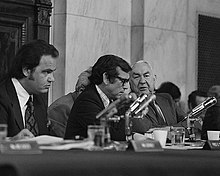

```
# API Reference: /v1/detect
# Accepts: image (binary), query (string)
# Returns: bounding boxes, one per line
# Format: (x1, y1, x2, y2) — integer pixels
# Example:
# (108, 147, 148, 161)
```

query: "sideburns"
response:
(28, 69, 35, 81)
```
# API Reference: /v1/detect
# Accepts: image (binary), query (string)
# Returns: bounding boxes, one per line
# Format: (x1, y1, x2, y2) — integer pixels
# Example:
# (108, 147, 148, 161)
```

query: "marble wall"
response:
(50, 0, 220, 110)
(142, 0, 188, 109)
(50, 0, 133, 103)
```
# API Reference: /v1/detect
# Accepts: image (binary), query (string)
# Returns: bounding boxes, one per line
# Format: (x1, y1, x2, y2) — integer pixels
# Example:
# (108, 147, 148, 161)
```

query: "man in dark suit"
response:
(187, 90, 207, 139)
(65, 54, 131, 141)
(202, 85, 220, 140)
(129, 60, 186, 134)
(48, 67, 92, 138)
(0, 39, 59, 140)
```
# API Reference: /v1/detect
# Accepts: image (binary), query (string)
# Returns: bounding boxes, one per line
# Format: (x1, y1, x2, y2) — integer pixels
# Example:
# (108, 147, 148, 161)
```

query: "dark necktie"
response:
(150, 101, 166, 125)
(25, 96, 39, 136)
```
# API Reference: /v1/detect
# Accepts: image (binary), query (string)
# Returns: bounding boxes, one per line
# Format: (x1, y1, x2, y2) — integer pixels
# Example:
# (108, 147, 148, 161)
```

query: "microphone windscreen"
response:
(96, 93, 135, 119)
(129, 92, 137, 101)
(134, 94, 156, 115)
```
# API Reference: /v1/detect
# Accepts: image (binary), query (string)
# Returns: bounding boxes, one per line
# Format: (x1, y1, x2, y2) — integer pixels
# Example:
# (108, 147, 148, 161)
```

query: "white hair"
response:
(132, 60, 154, 74)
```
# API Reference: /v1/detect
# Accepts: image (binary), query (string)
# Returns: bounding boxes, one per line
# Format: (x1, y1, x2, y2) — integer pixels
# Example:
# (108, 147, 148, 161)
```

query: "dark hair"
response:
(89, 54, 131, 85)
(9, 39, 59, 79)
(156, 81, 181, 100)
(188, 90, 207, 109)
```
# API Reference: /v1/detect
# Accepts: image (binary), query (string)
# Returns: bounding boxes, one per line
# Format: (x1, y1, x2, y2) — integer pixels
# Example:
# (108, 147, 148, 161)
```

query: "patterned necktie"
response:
(150, 101, 167, 125)
(25, 96, 39, 136)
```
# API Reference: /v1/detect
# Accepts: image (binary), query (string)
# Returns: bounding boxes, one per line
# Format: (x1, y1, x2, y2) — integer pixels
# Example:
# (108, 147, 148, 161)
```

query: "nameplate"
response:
(203, 140, 220, 150)
(0, 141, 42, 154)
(130, 139, 163, 152)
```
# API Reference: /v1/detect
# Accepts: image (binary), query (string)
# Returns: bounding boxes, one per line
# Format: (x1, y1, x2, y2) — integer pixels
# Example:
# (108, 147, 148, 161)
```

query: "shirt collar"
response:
(11, 78, 30, 108)
(95, 85, 110, 108)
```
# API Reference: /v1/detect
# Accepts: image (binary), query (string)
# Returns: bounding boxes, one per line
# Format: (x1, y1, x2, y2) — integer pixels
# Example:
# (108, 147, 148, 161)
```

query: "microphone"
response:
(96, 93, 136, 120)
(124, 94, 156, 138)
(133, 94, 156, 115)
(129, 94, 148, 113)
(181, 96, 217, 122)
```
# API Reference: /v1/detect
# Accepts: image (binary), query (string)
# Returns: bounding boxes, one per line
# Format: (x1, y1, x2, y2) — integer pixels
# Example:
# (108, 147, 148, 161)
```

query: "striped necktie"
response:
(25, 96, 39, 136)
(150, 101, 167, 125)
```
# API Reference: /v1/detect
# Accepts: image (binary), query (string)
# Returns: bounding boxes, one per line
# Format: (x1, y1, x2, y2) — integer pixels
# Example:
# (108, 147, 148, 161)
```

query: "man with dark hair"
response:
(156, 81, 181, 103)
(202, 85, 220, 140)
(0, 39, 59, 140)
(188, 90, 207, 111)
(48, 67, 92, 138)
(187, 90, 207, 139)
(65, 54, 131, 140)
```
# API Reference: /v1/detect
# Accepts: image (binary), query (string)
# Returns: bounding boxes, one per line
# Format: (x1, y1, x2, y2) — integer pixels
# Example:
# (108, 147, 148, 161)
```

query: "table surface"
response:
(0, 147, 220, 176)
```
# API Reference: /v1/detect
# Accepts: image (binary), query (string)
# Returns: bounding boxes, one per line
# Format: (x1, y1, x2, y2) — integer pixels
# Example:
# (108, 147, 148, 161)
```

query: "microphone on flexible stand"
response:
(96, 93, 137, 120)
(129, 94, 148, 113)
(125, 93, 156, 140)
(132, 94, 156, 115)
(181, 96, 217, 141)
(181, 96, 217, 122)
(95, 93, 137, 145)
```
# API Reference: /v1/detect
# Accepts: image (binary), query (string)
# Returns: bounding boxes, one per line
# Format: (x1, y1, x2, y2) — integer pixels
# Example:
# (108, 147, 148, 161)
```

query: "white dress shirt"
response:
(95, 85, 110, 108)
(11, 78, 30, 127)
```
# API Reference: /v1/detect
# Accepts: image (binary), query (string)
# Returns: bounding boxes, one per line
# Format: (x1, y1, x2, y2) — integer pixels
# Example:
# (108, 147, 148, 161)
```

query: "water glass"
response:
(87, 125, 105, 148)
(171, 127, 185, 146)
(0, 124, 7, 142)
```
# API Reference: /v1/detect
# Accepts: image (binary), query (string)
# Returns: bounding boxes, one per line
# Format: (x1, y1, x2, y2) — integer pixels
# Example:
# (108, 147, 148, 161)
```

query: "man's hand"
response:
(11, 129, 34, 141)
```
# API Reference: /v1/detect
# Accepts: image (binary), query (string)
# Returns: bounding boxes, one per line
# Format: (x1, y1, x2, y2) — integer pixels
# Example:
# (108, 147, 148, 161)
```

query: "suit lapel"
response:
(147, 104, 159, 124)
(155, 95, 172, 125)
(93, 84, 105, 109)
(6, 80, 24, 130)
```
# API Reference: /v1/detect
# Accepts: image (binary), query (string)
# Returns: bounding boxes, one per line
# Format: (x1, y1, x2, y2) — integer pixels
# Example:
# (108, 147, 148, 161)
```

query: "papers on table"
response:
(164, 141, 205, 150)
(18, 135, 94, 150)
(19, 135, 63, 145)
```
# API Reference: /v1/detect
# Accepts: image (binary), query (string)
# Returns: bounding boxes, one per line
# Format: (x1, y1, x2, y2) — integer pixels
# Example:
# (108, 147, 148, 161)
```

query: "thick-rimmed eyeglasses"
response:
(115, 76, 129, 86)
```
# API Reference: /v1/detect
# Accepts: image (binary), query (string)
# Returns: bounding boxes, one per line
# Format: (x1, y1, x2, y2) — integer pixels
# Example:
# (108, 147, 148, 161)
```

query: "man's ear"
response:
(22, 67, 31, 77)
(103, 72, 110, 85)
(152, 74, 157, 91)
(153, 74, 157, 82)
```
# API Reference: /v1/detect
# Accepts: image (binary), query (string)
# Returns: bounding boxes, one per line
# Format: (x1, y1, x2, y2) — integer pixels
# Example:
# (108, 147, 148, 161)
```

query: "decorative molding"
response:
(35, 0, 52, 6)
(21, 22, 27, 45)
(1, 0, 34, 5)
(36, 7, 51, 26)
(0, 16, 28, 45)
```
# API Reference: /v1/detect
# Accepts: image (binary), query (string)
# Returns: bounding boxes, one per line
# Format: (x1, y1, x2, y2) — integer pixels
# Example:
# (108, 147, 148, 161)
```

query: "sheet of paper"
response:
(18, 135, 63, 145)
(18, 135, 94, 150)
(39, 140, 94, 150)
(164, 141, 205, 150)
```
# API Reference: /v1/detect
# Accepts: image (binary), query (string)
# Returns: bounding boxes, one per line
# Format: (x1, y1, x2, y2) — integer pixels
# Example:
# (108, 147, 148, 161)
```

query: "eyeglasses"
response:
(115, 76, 129, 86)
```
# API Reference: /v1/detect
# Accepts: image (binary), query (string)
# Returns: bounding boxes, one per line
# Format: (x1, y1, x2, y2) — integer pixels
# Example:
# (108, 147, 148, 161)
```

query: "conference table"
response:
(0, 144, 220, 176)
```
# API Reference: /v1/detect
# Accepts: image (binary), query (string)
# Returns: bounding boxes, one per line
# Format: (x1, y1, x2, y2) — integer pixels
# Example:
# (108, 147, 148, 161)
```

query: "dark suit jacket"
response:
(0, 79, 49, 137)
(65, 84, 126, 141)
(201, 98, 220, 140)
(132, 93, 186, 134)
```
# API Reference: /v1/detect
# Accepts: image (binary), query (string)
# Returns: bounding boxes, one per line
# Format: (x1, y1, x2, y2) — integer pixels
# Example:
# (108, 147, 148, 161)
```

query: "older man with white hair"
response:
(129, 60, 186, 135)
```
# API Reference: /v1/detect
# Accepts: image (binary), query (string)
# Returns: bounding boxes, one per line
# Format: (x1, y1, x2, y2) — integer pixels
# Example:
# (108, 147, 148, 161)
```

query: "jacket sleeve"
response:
(65, 91, 104, 139)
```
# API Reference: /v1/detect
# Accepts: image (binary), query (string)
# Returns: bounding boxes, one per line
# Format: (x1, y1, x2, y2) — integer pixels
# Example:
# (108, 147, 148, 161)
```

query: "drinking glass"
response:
(87, 125, 105, 148)
(171, 127, 185, 146)
(0, 124, 7, 142)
